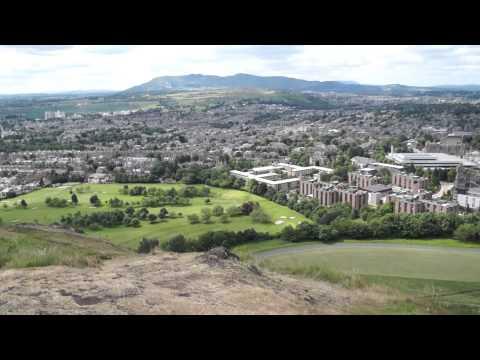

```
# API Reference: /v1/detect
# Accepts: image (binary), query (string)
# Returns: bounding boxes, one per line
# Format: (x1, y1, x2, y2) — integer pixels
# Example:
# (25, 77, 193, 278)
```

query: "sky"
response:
(1, 45, 480, 94)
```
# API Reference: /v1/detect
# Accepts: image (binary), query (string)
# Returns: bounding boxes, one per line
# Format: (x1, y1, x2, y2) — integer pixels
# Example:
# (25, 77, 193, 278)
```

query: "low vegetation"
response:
(0, 225, 130, 269)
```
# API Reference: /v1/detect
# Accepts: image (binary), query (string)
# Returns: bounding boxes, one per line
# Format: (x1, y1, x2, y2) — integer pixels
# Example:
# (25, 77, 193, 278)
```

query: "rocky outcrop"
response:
(0, 251, 388, 315)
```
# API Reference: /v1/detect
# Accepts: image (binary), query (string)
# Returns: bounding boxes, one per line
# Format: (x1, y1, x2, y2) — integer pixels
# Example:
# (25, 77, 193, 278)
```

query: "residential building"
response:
(457, 187, 480, 210)
(392, 173, 428, 193)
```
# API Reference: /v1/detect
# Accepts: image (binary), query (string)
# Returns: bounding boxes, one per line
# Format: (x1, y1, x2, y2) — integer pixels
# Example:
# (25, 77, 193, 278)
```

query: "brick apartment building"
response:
(299, 179, 368, 210)
(393, 196, 457, 214)
(348, 171, 378, 190)
(392, 173, 428, 193)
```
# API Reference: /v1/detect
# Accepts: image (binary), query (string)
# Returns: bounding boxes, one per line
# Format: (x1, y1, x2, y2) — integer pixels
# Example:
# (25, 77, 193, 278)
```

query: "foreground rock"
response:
(0, 249, 388, 315)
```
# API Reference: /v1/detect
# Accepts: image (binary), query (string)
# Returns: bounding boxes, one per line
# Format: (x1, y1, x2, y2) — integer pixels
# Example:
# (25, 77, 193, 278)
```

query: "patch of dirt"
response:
(0, 247, 392, 315)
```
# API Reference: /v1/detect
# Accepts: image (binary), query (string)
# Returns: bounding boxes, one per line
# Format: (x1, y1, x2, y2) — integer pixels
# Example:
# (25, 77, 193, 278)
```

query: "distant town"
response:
(2, 91, 480, 219)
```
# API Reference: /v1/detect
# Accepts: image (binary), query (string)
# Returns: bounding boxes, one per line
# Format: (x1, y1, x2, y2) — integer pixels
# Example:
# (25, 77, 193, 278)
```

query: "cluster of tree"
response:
(45, 197, 69, 208)
(118, 185, 211, 207)
(186, 201, 261, 225)
(58, 205, 180, 231)
(108, 197, 124, 208)
(161, 228, 273, 253)
(413, 167, 457, 191)
(178, 186, 210, 198)
(454, 223, 480, 243)
(60, 210, 126, 231)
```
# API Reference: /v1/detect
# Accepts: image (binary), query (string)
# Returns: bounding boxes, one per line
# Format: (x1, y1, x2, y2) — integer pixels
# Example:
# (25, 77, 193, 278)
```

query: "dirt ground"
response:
(0, 249, 391, 315)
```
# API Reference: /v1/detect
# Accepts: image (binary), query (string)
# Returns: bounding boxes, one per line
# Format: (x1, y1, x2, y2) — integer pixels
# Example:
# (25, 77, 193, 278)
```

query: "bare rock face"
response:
(0, 252, 389, 315)
(196, 246, 240, 266)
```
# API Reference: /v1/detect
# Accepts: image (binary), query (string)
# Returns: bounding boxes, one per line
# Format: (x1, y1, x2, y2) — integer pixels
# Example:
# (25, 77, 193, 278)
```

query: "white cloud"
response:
(1, 45, 480, 93)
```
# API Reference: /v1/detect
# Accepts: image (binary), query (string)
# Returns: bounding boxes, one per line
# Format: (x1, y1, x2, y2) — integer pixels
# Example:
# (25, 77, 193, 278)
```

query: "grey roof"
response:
(366, 184, 392, 193)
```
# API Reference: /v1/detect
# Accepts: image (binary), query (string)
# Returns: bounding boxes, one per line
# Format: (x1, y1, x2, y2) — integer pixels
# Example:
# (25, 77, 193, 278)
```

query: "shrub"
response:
(318, 225, 339, 243)
(108, 197, 124, 208)
(454, 224, 480, 243)
(89, 194, 101, 207)
(148, 214, 158, 223)
(219, 214, 230, 223)
(162, 234, 192, 253)
(20, 199, 28, 209)
(226, 206, 242, 217)
(240, 201, 258, 215)
(136, 207, 149, 220)
(187, 214, 200, 224)
(201, 208, 213, 224)
(212, 205, 224, 217)
(158, 208, 168, 219)
(129, 218, 141, 228)
(250, 208, 272, 224)
(137, 238, 160, 254)
(45, 197, 68, 208)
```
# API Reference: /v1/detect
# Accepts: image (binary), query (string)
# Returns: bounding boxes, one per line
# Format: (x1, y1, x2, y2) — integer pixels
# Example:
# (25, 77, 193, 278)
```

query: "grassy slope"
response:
(258, 246, 480, 282)
(233, 237, 480, 260)
(0, 183, 308, 249)
(0, 225, 131, 269)
(251, 241, 480, 314)
(345, 238, 480, 249)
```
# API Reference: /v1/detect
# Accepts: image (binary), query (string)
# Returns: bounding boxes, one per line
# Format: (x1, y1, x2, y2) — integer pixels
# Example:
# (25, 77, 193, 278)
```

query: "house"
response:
(88, 173, 113, 184)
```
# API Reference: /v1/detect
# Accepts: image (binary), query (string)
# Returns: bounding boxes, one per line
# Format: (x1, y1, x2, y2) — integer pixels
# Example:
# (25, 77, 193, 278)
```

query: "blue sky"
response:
(1, 45, 480, 94)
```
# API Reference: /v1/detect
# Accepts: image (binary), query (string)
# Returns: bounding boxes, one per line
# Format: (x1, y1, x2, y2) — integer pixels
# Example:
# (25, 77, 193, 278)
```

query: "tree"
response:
(280, 225, 297, 242)
(187, 214, 200, 224)
(219, 214, 230, 223)
(90, 194, 101, 207)
(240, 201, 257, 215)
(130, 218, 141, 228)
(71, 193, 79, 206)
(148, 214, 158, 223)
(201, 208, 213, 224)
(20, 199, 28, 209)
(158, 207, 169, 220)
(125, 207, 135, 216)
(212, 205, 224, 217)
(250, 208, 272, 224)
(226, 206, 242, 217)
(137, 238, 159, 254)
(447, 168, 457, 183)
(454, 224, 480, 243)
(162, 234, 191, 253)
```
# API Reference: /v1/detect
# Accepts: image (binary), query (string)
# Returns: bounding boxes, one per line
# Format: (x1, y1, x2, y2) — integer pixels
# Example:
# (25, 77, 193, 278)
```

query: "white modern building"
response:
(387, 152, 477, 168)
(230, 163, 333, 192)
(457, 188, 480, 210)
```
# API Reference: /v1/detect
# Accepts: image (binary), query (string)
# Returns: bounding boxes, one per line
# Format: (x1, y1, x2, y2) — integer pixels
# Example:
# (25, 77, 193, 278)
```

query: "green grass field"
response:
(345, 238, 480, 249)
(0, 183, 308, 249)
(258, 245, 480, 282)
(254, 242, 480, 314)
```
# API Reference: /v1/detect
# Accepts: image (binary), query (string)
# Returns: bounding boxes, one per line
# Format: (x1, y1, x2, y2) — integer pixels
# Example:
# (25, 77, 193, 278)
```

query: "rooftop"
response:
(387, 152, 477, 167)
(366, 184, 393, 193)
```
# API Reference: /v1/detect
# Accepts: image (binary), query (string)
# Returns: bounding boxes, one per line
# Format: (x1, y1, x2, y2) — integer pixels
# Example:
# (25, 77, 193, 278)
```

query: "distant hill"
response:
(123, 73, 440, 96)
(432, 84, 480, 92)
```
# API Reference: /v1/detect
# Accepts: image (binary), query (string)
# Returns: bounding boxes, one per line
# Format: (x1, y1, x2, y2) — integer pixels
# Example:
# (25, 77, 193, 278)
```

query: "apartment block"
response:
(348, 171, 378, 190)
(299, 178, 368, 209)
(392, 173, 428, 193)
